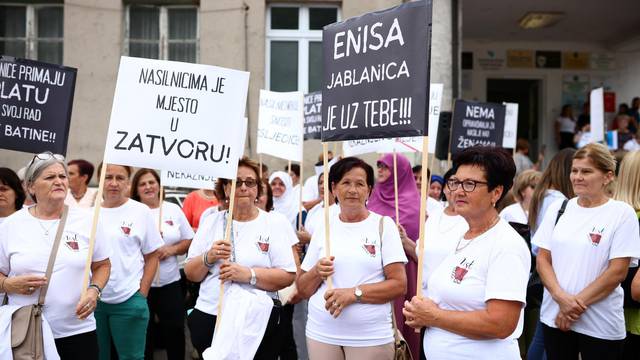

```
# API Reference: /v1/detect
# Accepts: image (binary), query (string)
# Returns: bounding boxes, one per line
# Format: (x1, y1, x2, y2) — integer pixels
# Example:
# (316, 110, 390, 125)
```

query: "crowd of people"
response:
(1, 137, 640, 360)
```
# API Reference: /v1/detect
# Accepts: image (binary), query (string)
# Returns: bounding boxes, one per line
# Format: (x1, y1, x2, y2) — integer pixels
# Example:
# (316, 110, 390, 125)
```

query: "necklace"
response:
(33, 206, 60, 237)
(455, 216, 499, 253)
(72, 188, 86, 201)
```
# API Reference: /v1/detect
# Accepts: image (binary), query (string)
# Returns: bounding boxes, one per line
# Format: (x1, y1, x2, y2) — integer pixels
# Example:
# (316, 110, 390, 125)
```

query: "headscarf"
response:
(268, 171, 300, 227)
(367, 153, 421, 241)
(430, 175, 444, 186)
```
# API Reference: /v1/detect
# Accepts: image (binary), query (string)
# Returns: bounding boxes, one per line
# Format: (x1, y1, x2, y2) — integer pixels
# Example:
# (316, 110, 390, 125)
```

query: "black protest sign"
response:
(304, 91, 322, 140)
(0, 56, 76, 155)
(321, 0, 431, 141)
(435, 111, 452, 160)
(449, 100, 506, 155)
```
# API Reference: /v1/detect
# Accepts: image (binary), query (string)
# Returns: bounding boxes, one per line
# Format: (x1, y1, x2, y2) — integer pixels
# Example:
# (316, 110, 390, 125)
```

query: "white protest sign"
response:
(314, 156, 339, 176)
(393, 83, 444, 154)
(104, 57, 249, 179)
(590, 87, 604, 142)
(342, 138, 395, 157)
(502, 102, 519, 148)
(257, 90, 304, 162)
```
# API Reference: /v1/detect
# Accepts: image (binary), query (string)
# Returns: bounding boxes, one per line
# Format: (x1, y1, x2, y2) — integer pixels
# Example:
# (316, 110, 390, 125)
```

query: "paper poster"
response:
(257, 90, 304, 162)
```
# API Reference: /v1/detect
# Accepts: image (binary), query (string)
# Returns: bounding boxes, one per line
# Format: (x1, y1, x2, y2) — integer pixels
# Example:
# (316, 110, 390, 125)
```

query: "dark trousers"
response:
(542, 324, 624, 360)
(187, 304, 283, 360)
(623, 332, 640, 360)
(55, 330, 99, 360)
(144, 281, 186, 360)
(277, 304, 297, 360)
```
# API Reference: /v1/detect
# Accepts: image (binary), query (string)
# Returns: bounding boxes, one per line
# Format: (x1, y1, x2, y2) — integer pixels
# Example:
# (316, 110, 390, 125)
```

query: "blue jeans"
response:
(527, 320, 547, 360)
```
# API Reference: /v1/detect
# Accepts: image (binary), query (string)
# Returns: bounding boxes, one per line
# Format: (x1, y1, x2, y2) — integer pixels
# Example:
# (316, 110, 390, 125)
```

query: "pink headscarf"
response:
(367, 153, 421, 241)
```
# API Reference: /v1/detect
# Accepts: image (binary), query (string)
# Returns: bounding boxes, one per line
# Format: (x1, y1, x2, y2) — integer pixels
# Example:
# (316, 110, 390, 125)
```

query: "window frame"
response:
(0, 3, 64, 62)
(124, 4, 200, 62)
(265, 4, 340, 93)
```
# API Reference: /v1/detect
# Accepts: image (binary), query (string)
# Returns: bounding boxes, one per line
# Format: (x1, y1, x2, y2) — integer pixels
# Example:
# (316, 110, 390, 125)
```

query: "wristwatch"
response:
(354, 287, 363, 303)
(88, 284, 102, 300)
(249, 268, 257, 286)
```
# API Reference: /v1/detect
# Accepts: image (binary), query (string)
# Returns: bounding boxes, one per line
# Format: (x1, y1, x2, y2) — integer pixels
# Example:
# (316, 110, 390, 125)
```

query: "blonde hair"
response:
(613, 151, 640, 211)
(573, 143, 616, 174)
(512, 169, 542, 202)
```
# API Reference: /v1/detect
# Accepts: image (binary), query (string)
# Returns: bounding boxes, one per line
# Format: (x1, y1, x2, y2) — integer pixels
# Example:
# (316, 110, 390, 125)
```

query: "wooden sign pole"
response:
(393, 149, 400, 225)
(259, 153, 263, 180)
(214, 178, 238, 332)
(322, 142, 332, 289)
(298, 158, 304, 229)
(81, 162, 107, 296)
(416, 137, 430, 297)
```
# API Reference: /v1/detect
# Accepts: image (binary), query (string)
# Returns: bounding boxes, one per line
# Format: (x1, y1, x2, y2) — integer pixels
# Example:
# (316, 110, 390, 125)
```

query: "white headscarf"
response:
(268, 171, 299, 227)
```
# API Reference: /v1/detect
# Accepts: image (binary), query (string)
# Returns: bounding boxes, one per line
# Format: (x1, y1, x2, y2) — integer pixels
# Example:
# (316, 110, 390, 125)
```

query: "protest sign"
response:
(0, 56, 76, 155)
(342, 138, 395, 157)
(393, 83, 443, 153)
(590, 87, 604, 142)
(606, 130, 618, 150)
(435, 111, 452, 160)
(321, 0, 431, 141)
(304, 91, 322, 140)
(257, 90, 304, 162)
(503, 102, 519, 148)
(104, 57, 249, 180)
(449, 100, 506, 155)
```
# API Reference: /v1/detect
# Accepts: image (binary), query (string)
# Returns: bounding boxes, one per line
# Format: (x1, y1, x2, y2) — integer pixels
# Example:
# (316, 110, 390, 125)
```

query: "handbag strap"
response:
(37, 205, 69, 306)
(378, 216, 402, 342)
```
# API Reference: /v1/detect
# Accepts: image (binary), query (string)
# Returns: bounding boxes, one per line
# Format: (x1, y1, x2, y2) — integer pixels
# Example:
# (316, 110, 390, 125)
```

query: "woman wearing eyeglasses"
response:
(94, 163, 164, 360)
(184, 157, 298, 359)
(0, 153, 111, 359)
(403, 146, 531, 360)
(130, 168, 194, 360)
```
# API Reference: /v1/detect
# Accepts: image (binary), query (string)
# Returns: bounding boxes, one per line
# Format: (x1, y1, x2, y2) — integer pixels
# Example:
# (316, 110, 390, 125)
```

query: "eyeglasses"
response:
(376, 163, 389, 170)
(446, 179, 489, 192)
(236, 178, 258, 188)
(29, 151, 65, 166)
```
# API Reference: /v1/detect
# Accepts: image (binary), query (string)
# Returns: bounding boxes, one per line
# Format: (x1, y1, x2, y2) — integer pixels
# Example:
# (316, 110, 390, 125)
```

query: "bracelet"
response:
(88, 284, 102, 299)
(249, 268, 257, 286)
(203, 252, 215, 268)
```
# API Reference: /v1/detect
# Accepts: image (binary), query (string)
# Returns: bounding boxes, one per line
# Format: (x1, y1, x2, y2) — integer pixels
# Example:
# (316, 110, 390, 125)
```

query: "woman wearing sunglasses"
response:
(0, 153, 111, 359)
(184, 157, 298, 359)
(404, 146, 531, 360)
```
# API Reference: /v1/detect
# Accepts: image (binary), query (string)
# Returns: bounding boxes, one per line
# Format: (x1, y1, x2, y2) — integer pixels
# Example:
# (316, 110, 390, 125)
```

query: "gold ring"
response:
(28, 287, 34, 292)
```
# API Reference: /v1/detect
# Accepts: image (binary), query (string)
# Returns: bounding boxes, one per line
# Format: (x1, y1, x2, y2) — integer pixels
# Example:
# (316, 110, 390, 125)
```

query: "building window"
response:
(125, 5, 198, 63)
(266, 5, 339, 93)
(0, 4, 64, 64)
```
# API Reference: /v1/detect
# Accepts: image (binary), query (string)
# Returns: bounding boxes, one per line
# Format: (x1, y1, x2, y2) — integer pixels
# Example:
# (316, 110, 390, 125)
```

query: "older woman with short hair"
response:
(297, 157, 408, 360)
(534, 143, 640, 360)
(0, 153, 111, 359)
(403, 146, 531, 360)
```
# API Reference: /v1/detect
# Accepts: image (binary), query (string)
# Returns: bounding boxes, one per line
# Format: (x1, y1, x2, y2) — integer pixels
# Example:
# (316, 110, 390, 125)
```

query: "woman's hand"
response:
(156, 245, 174, 261)
(555, 291, 587, 319)
(219, 262, 251, 283)
(403, 296, 442, 329)
(324, 288, 356, 318)
(75, 288, 99, 320)
(296, 227, 311, 245)
(206, 240, 232, 264)
(554, 312, 574, 332)
(314, 256, 335, 280)
(4, 275, 47, 295)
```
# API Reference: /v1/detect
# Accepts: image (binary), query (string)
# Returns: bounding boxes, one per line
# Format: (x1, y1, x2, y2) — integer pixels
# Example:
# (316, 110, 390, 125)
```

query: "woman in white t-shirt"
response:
(403, 146, 531, 360)
(555, 104, 577, 149)
(184, 157, 298, 359)
(94, 164, 164, 360)
(0, 153, 111, 360)
(500, 169, 541, 225)
(533, 143, 640, 360)
(0, 167, 26, 224)
(269, 171, 301, 228)
(297, 157, 408, 359)
(130, 168, 195, 360)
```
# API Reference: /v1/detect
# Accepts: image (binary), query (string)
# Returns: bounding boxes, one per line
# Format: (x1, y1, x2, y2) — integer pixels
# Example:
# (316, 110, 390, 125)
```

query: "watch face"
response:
(355, 288, 363, 296)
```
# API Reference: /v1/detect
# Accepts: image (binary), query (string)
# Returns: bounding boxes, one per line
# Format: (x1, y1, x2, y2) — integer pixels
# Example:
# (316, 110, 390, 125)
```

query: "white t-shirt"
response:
(556, 116, 576, 133)
(623, 139, 640, 152)
(187, 209, 298, 315)
(301, 212, 408, 346)
(424, 219, 530, 360)
(302, 175, 319, 202)
(150, 201, 195, 287)
(304, 203, 339, 236)
(532, 198, 640, 340)
(417, 209, 468, 295)
(64, 188, 98, 209)
(0, 207, 111, 338)
(96, 199, 163, 304)
(500, 203, 528, 225)
(427, 197, 444, 217)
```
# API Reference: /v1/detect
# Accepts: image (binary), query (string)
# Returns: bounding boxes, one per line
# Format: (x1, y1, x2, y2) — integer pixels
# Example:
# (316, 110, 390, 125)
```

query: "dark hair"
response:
(130, 168, 161, 202)
(443, 167, 456, 181)
(215, 157, 263, 202)
(452, 146, 515, 203)
(97, 162, 133, 178)
(286, 163, 300, 177)
(262, 181, 274, 211)
(516, 138, 529, 152)
(0, 168, 26, 211)
(67, 159, 95, 185)
(329, 157, 374, 192)
(412, 165, 422, 173)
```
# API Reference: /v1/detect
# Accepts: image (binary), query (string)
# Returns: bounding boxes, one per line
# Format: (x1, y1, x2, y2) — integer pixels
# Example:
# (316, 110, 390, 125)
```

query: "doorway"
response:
(486, 79, 542, 159)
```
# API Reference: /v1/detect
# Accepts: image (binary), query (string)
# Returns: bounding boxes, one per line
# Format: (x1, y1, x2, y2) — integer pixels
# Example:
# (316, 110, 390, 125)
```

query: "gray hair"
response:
(25, 154, 68, 203)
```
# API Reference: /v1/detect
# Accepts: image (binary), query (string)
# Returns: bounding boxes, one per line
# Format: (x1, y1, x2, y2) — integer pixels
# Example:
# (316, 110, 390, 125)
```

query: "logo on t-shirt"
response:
(362, 238, 377, 257)
(121, 221, 133, 236)
(588, 227, 605, 246)
(451, 257, 474, 284)
(64, 233, 79, 251)
(256, 235, 270, 253)
(165, 219, 174, 226)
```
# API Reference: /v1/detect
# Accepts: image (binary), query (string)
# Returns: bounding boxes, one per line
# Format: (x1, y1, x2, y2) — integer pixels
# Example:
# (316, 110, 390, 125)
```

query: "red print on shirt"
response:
(451, 257, 474, 284)
(120, 221, 133, 236)
(588, 227, 605, 247)
(362, 238, 376, 257)
(64, 234, 79, 251)
(165, 220, 174, 226)
(256, 236, 270, 253)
